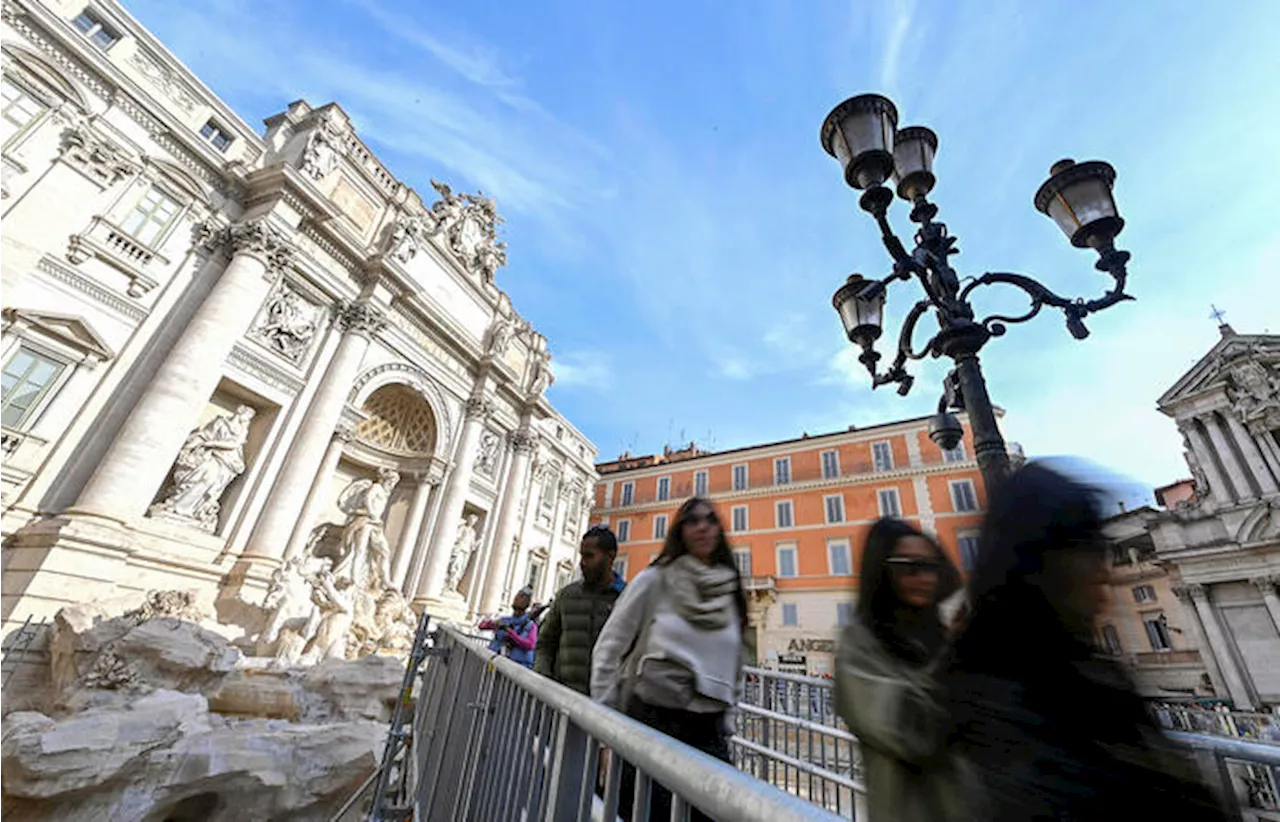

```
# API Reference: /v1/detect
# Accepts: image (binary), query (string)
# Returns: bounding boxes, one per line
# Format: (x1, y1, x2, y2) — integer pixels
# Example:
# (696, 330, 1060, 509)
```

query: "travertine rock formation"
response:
(2, 592, 406, 822)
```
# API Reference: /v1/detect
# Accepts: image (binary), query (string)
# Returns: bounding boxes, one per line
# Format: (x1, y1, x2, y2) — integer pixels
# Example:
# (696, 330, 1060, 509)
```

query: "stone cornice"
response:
(36, 255, 145, 322)
(595, 459, 980, 515)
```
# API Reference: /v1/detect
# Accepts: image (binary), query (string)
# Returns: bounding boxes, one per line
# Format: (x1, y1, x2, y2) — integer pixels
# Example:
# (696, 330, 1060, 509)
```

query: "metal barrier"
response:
(1154, 703, 1280, 746)
(409, 624, 844, 822)
(734, 669, 863, 820)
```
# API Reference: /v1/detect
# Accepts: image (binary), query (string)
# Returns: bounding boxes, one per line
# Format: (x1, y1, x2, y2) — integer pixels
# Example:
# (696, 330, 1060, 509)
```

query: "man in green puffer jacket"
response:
(535, 525, 626, 695)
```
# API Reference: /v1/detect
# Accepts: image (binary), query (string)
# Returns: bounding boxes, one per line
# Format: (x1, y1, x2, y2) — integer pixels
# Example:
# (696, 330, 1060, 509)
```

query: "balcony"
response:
(66, 217, 168, 297)
(743, 576, 777, 593)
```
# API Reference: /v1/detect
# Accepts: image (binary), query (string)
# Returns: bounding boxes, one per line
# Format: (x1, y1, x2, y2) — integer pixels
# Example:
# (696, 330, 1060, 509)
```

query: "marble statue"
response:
(445, 513, 480, 594)
(254, 287, 318, 362)
(301, 571, 355, 663)
(474, 430, 500, 478)
(528, 349, 554, 397)
(483, 312, 525, 358)
(258, 555, 327, 660)
(150, 405, 255, 531)
(300, 113, 343, 181)
(426, 178, 506, 279)
(387, 214, 428, 264)
(334, 467, 400, 592)
(1227, 359, 1280, 431)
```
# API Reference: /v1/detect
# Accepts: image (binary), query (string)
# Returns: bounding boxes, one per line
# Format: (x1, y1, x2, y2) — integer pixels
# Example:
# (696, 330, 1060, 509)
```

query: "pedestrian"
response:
(833, 517, 969, 822)
(535, 525, 626, 694)
(591, 497, 747, 822)
(477, 586, 540, 669)
(944, 462, 1228, 821)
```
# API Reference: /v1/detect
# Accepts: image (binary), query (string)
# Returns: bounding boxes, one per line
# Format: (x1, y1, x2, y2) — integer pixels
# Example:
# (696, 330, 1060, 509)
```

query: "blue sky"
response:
(124, 0, 1278, 503)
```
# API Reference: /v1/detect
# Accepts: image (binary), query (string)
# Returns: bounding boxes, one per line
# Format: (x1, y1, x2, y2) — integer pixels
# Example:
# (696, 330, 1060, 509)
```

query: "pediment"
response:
(1158, 332, 1280, 410)
(2, 308, 114, 361)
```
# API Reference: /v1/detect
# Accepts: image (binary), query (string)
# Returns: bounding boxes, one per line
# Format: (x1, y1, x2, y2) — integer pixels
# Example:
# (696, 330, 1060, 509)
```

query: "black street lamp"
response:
(821, 94, 1133, 494)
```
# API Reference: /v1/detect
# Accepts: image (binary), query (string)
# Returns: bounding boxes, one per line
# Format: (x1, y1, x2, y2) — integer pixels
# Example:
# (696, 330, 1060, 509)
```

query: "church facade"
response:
(1, 0, 597, 645)
(1145, 323, 1280, 708)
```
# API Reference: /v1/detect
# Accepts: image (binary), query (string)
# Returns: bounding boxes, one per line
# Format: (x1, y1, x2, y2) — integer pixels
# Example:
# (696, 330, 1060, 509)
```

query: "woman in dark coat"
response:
(945, 462, 1228, 821)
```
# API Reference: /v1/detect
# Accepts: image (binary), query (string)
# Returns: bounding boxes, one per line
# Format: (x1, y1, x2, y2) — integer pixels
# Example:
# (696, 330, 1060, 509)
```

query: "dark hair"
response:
(952, 461, 1108, 673)
(582, 525, 618, 556)
(654, 497, 749, 630)
(857, 517, 960, 665)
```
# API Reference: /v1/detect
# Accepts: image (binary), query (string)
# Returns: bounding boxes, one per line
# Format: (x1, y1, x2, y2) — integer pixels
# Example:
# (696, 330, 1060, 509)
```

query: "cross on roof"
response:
(1209, 304, 1228, 325)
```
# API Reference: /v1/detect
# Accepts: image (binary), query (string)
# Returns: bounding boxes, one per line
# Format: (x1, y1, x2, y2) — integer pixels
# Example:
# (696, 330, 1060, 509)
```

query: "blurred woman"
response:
(945, 462, 1228, 820)
(833, 518, 969, 822)
(591, 496, 747, 821)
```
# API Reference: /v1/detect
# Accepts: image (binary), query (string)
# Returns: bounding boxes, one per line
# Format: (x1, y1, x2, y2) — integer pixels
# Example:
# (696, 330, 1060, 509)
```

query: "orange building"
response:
(590, 413, 1010, 674)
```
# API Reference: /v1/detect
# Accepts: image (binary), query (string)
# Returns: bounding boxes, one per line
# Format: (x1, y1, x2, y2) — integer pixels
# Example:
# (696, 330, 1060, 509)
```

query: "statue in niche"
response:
(474, 431, 500, 478)
(445, 513, 481, 595)
(150, 405, 255, 532)
(334, 467, 400, 592)
(300, 112, 343, 181)
(255, 287, 318, 362)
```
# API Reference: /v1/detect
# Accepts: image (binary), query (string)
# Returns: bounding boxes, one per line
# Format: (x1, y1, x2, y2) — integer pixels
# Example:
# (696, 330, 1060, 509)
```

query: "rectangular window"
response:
(2, 346, 67, 429)
(876, 488, 901, 517)
(774, 457, 791, 485)
(958, 534, 981, 572)
(836, 602, 854, 626)
(943, 442, 967, 463)
(1100, 624, 1122, 655)
(821, 449, 840, 479)
(656, 476, 670, 502)
(1144, 614, 1172, 651)
(872, 441, 894, 472)
(527, 558, 545, 592)
(612, 555, 628, 579)
(199, 119, 233, 152)
(827, 540, 852, 576)
(73, 10, 120, 50)
(653, 514, 668, 541)
(775, 500, 793, 529)
(694, 470, 708, 497)
(950, 480, 979, 512)
(781, 603, 798, 627)
(2, 78, 47, 145)
(616, 519, 631, 542)
(732, 464, 748, 491)
(777, 544, 798, 578)
(621, 482, 634, 506)
(824, 494, 845, 524)
(554, 565, 572, 594)
(733, 549, 752, 578)
(1133, 584, 1157, 603)
(119, 185, 181, 247)
(731, 505, 748, 533)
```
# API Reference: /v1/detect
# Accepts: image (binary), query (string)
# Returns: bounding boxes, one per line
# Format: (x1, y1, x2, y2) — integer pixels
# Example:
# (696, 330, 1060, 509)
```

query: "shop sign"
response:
(787, 638, 835, 654)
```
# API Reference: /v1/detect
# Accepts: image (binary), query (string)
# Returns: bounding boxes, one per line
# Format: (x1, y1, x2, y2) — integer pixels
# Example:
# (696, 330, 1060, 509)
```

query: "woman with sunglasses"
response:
(833, 517, 969, 822)
(591, 496, 748, 821)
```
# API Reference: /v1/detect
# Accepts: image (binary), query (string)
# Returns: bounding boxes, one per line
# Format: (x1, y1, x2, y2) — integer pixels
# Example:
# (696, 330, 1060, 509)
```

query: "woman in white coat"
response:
(591, 496, 747, 821)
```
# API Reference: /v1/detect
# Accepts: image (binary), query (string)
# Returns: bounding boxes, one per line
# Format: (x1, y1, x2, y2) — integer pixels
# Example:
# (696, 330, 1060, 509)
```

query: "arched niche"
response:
(349, 363, 455, 460)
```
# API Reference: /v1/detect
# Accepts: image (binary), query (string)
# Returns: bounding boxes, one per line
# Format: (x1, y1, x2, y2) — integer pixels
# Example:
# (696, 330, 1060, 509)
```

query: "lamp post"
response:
(821, 94, 1133, 494)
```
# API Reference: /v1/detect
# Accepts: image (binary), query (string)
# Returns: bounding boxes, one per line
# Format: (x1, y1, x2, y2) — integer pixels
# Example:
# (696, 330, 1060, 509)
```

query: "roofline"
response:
(595, 408, 1003, 473)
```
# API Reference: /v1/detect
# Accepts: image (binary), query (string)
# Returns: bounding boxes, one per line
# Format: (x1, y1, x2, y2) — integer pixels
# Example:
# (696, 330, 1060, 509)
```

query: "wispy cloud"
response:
(551, 351, 614, 390)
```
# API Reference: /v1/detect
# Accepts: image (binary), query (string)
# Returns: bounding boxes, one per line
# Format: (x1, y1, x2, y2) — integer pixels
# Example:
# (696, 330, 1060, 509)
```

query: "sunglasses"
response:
(683, 512, 719, 527)
(885, 557, 943, 577)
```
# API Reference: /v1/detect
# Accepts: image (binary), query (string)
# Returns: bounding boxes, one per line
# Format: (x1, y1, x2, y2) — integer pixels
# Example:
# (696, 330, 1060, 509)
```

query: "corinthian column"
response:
(477, 427, 537, 616)
(414, 395, 492, 606)
(1182, 583, 1254, 707)
(74, 220, 293, 522)
(1224, 413, 1280, 494)
(391, 465, 444, 590)
(1182, 421, 1231, 506)
(1204, 415, 1255, 501)
(1173, 584, 1229, 700)
(243, 300, 385, 563)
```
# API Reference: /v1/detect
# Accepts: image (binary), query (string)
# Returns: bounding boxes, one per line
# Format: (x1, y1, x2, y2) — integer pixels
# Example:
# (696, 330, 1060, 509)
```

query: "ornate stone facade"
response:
(0, 0, 597, 656)
(1122, 324, 1280, 708)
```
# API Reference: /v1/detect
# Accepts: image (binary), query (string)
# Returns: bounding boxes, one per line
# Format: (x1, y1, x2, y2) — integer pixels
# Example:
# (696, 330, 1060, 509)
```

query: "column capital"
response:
(465, 396, 495, 421)
(1250, 575, 1280, 595)
(200, 218, 295, 275)
(1173, 582, 1207, 603)
(508, 428, 538, 454)
(334, 299, 386, 337)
